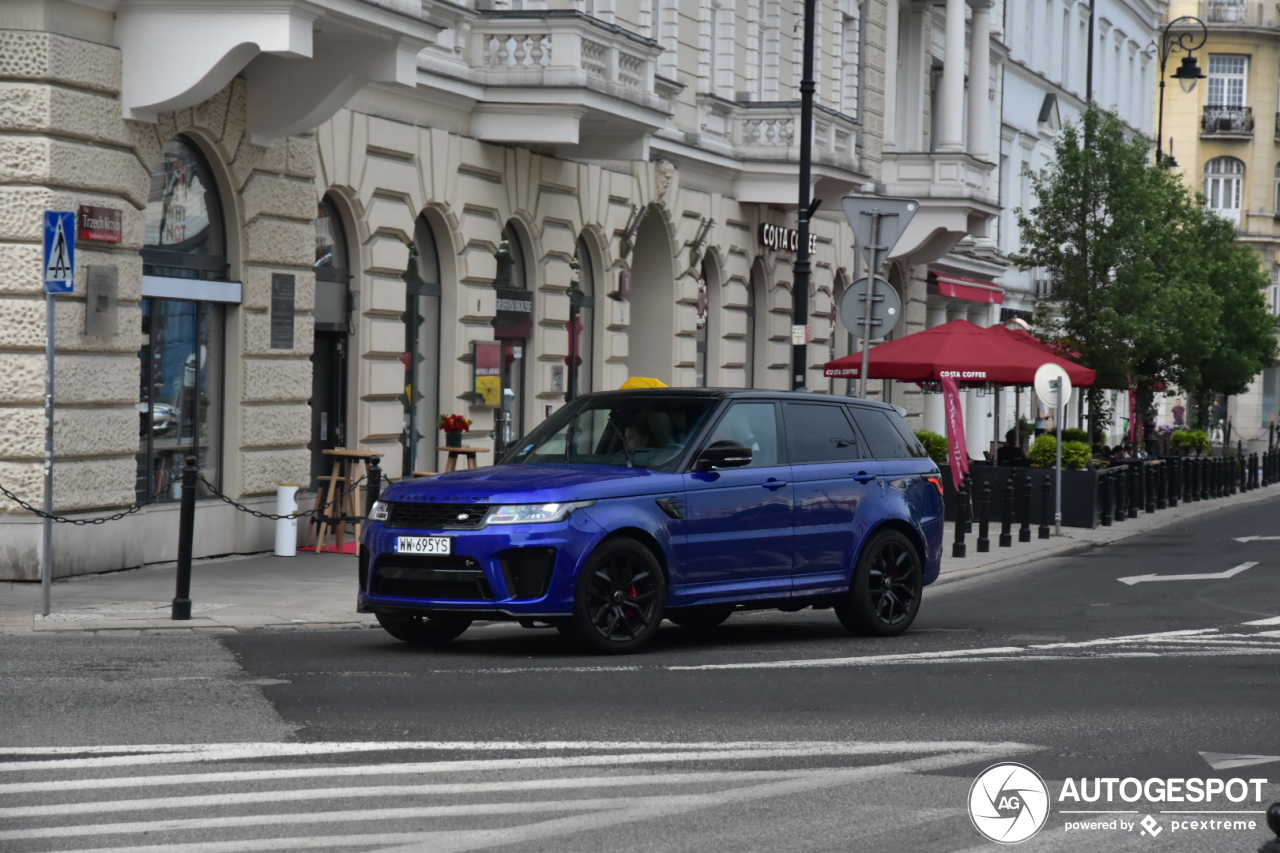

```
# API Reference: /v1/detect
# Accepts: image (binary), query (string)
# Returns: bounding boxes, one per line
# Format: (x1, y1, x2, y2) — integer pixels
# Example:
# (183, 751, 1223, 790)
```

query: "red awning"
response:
(931, 272, 1004, 305)
(823, 319, 1096, 386)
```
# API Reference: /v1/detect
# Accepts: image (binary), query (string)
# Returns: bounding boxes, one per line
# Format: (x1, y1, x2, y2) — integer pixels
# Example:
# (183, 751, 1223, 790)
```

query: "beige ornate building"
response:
(0, 0, 1002, 578)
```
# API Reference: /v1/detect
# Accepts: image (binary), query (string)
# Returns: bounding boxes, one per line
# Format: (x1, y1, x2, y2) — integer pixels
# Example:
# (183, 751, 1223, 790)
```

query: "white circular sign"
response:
(968, 762, 1051, 844)
(1034, 362, 1073, 408)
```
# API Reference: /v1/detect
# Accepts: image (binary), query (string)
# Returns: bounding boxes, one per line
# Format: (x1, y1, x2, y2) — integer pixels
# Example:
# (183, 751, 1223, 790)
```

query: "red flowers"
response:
(438, 414, 472, 434)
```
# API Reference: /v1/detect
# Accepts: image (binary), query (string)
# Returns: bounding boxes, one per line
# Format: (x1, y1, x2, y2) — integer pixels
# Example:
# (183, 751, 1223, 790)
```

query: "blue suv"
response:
(359, 389, 944, 653)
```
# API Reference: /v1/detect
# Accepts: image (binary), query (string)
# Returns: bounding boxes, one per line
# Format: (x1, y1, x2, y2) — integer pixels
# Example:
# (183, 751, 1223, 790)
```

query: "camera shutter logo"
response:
(968, 762, 1050, 844)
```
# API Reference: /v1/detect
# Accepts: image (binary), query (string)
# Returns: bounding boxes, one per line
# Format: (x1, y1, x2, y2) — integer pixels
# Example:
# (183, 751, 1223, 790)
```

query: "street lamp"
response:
(1155, 16, 1207, 166)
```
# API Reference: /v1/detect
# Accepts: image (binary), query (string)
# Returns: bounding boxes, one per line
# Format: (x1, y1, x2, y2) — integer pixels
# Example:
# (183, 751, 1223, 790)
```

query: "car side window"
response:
(704, 402, 780, 468)
(848, 407, 916, 459)
(783, 402, 867, 464)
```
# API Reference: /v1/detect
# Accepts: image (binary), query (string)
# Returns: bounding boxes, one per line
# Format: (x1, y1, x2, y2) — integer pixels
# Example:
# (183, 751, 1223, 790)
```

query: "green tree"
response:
(1013, 107, 1225, 436)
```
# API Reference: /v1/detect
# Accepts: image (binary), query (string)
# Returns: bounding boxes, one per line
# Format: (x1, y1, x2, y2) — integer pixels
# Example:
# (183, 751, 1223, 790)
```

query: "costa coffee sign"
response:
(759, 223, 817, 254)
(78, 205, 123, 243)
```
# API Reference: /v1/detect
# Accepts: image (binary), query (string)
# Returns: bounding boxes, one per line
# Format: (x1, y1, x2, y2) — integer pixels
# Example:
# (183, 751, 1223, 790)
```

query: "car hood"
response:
(380, 463, 684, 504)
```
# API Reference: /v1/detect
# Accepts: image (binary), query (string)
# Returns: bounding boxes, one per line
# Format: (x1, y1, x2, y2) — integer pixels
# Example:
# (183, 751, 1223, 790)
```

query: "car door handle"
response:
(852, 471, 878, 483)
(761, 479, 788, 490)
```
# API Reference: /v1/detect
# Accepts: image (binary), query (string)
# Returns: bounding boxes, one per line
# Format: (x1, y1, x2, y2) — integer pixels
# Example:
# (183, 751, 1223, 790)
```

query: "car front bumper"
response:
(358, 509, 605, 618)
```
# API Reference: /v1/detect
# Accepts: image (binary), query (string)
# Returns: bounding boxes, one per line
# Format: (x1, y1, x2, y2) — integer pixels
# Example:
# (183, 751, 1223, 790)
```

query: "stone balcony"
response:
(1199, 0, 1280, 27)
(427, 11, 670, 157)
(689, 98, 862, 204)
(879, 151, 1000, 266)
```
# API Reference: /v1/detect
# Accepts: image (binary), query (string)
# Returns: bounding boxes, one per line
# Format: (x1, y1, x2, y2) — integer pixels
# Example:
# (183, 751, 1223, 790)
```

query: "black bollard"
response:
(1156, 460, 1167, 510)
(1129, 463, 1141, 518)
(952, 482, 968, 559)
(1239, 442, 1247, 492)
(1264, 449, 1272, 487)
(1218, 457, 1226, 497)
(999, 476, 1014, 547)
(1039, 475, 1052, 539)
(171, 455, 198, 621)
(1258, 801, 1280, 853)
(1229, 455, 1237, 496)
(977, 480, 991, 553)
(1101, 469, 1113, 526)
(1018, 472, 1032, 543)
(1210, 457, 1219, 499)
(1114, 466, 1127, 522)
(1190, 457, 1201, 501)
(1145, 463, 1156, 513)
(961, 475, 973, 534)
(1169, 457, 1180, 508)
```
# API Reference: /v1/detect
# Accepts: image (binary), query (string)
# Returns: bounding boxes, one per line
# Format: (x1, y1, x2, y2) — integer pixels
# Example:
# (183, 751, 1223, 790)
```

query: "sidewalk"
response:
(3, 484, 1278, 635)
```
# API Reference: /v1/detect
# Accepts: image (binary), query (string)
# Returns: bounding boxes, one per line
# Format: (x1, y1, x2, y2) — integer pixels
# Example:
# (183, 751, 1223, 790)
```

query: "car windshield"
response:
(506, 396, 719, 472)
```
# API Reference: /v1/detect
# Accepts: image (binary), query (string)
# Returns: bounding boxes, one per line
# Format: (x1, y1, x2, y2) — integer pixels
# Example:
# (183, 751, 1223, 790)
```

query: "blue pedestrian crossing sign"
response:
(43, 211, 76, 294)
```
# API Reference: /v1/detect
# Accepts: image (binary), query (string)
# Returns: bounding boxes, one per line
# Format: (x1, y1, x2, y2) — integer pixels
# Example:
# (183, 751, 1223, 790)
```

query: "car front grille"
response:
(372, 553, 494, 601)
(384, 502, 491, 530)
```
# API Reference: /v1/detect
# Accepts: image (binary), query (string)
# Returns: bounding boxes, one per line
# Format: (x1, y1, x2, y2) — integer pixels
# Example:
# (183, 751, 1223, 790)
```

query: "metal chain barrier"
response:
(197, 475, 364, 521)
(0, 475, 176, 525)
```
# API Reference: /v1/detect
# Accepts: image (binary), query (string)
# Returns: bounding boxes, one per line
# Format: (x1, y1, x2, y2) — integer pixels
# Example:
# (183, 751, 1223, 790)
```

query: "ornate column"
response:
(966, 1, 993, 159)
(938, 0, 967, 152)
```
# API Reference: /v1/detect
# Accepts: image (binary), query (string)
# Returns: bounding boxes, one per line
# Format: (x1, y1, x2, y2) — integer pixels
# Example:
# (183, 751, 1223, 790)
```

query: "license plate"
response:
(395, 536, 452, 555)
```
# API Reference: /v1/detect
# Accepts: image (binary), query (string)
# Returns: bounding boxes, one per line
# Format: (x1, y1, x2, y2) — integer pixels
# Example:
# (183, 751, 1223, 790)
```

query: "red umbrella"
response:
(823, 319, 1096, 387)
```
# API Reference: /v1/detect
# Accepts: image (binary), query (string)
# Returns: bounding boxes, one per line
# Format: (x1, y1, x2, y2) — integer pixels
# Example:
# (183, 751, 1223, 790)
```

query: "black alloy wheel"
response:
(834, 529, 922, 637)
(666, 606, 734, 629)
(375, 612, 473, 645)
(567, 537, 666, 654)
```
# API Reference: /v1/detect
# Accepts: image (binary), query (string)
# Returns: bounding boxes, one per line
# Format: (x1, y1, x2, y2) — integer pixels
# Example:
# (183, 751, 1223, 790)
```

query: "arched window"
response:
(142, 137, 227, 280)
(310, 196, 353, 484)
(570, 236, 596, 397)
(411, 214, 443, 474)
(1205, 156, 1244, 225)
(492, 222, 532, 453)
(137, 136, 229, 502)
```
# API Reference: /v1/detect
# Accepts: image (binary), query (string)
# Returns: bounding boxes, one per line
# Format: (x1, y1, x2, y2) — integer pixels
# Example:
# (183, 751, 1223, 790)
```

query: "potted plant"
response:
(438, 413, 473, 448)
(913, 429, 949, 466)
(1170, 429, 1211, 457)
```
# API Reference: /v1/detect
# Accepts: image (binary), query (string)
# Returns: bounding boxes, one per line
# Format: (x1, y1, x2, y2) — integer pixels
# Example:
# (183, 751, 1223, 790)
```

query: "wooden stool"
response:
(310, 449, 377, 552)
(436, 446, 490, 473)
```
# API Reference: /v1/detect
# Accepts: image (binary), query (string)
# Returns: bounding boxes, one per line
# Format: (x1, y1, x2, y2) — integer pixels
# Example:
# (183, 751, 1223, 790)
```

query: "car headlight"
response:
(367, 500, 390, 522)
(485, 500, 595, 525)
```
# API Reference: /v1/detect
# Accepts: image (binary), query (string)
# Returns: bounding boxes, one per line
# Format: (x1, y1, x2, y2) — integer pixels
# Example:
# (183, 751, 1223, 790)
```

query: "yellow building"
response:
(1162, 0, 1280, 449)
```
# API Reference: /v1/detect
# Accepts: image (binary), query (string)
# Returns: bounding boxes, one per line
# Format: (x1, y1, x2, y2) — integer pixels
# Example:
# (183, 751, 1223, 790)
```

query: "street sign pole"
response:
(42, 290, 54, 617)
(1054, 378, 1064, 536)
(840, 195, 918, 399)
(41, 211, 75, 617)
(857, 213, 883, 399)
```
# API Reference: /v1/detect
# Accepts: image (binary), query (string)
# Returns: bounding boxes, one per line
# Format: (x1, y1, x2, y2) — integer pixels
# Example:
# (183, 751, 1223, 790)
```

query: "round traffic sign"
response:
(1034, 363, 1073, 407)
(838, 277, 902, 339)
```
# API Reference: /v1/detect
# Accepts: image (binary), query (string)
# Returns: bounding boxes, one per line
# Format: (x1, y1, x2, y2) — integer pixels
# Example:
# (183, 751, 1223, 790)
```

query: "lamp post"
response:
(1155, 16, 1207, 166)
(790, 0, 818, 391)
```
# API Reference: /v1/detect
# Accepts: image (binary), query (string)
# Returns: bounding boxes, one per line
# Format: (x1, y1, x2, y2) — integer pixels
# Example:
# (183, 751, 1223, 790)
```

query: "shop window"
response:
(411, 215, 443, 474)
(492, 223, 532, 454)
(310, 196, 353, 485)
(137, 137, 229, 502)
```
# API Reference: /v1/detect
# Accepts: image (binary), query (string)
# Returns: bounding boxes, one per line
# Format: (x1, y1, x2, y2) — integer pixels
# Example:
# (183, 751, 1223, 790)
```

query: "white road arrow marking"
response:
(1243, 615, 1280, 626)
(1118, 562, 1258, 586)
(1232, 536, 1280, 543)
(1200, 752, 1280, 771)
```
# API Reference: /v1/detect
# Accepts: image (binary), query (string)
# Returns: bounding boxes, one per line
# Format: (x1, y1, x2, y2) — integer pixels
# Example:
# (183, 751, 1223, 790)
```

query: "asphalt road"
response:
(3, 494, 1280, 853)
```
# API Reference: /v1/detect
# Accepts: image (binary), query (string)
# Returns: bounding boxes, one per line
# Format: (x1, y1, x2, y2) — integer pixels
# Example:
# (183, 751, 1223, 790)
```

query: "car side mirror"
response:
(695, 440, 752, 472)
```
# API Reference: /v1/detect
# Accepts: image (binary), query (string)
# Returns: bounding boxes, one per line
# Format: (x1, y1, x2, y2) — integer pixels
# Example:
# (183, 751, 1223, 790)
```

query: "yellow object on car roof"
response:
(619, 377, 669, 389)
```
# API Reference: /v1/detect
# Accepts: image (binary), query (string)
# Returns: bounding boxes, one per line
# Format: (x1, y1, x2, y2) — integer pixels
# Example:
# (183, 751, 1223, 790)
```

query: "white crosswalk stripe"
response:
(0, 740, 1034, 853)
